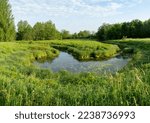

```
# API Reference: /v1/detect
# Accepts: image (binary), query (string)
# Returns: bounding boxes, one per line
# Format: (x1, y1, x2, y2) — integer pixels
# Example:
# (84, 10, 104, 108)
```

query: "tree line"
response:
(1, 0, 150, 42)
(96, 19, 150, 41)
(16, 20, 62, 40)
(16, 21, 96, 40)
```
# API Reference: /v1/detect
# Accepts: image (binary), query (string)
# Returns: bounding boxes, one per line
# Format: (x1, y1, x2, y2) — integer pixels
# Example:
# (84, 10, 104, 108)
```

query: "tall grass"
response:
(0, 39, 150, 106)
(50, 40, 120, 60)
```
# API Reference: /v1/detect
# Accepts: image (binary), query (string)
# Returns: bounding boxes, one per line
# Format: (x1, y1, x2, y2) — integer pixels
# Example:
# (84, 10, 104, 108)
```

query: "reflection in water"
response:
(34, 52, 130, 73)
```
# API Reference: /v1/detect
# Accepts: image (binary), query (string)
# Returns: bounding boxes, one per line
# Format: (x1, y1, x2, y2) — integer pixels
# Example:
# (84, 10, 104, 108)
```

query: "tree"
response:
(78, 30, 91, 39)
(0, 0, 15, 41)
(143, 19, 150, 37)
(97, 23, 111, 41)
(55, 30, 62, 40)
(96, 19, 150, 41)
(72, 33, 78, 39)
(61, 30, 71, 39)
(17, 20, 33, 40)
(33, 20, 60, 40)
(129, 19, 143, 38)
(122, 22, 130, 38)
(44, 21, 58, 40)
(33, 22, 45, 40)
(107, 24, 122, 40)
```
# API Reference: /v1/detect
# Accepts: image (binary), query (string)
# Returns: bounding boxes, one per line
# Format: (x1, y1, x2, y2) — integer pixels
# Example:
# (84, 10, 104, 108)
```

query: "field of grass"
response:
(27, 40, 120, 60)
(0, 39, 150, 106)
(49, 40, 120, 60)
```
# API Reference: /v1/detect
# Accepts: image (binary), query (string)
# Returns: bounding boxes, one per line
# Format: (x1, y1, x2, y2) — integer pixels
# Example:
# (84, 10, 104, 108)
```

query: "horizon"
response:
(10, 0, 150, 33)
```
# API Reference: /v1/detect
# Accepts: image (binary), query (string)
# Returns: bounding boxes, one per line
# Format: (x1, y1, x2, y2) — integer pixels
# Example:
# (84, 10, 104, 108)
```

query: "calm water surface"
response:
(34, 52, 130, 73)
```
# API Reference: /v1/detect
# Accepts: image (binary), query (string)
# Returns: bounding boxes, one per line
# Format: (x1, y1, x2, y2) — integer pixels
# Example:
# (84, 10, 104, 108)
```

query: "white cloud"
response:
(9, 0, 144, 23)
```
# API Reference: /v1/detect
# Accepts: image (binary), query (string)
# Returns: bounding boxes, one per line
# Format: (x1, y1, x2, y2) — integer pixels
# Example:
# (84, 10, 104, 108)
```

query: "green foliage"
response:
(78, 30, 91, 39)
(97, 19, 150, 41)
(17, 20, 33, 40)
(61, 30, 71, 39)
(33, 21, 61, 40)
(72, 30, 96, 39)
(143, 19, 150, 37)
(15, 20, 95, 41)
(0, 39, 150, 106)
(44, 21, 59, 40)
(49, 40, 120, 60)
(0, 0, 15, 41)
(16, 20, 62, 41)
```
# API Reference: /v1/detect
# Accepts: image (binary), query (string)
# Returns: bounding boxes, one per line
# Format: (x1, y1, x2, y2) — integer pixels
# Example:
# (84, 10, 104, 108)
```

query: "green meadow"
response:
(0, 39, 150, 106)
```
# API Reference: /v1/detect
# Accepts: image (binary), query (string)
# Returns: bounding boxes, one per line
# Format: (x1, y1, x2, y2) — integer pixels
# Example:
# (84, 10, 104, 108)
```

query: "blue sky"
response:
(9, 0, 150, 33)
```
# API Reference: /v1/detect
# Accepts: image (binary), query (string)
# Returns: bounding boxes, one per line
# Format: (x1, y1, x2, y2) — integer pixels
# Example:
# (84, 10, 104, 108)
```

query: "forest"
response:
(15, 19, 150, 41)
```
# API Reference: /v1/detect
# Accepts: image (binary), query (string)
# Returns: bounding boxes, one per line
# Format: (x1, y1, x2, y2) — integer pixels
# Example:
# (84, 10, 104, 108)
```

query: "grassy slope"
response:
(0, 39, 150, 106)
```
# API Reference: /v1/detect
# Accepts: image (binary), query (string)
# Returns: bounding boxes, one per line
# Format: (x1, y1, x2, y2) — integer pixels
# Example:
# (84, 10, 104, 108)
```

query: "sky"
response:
(9, 0, 150, 33)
